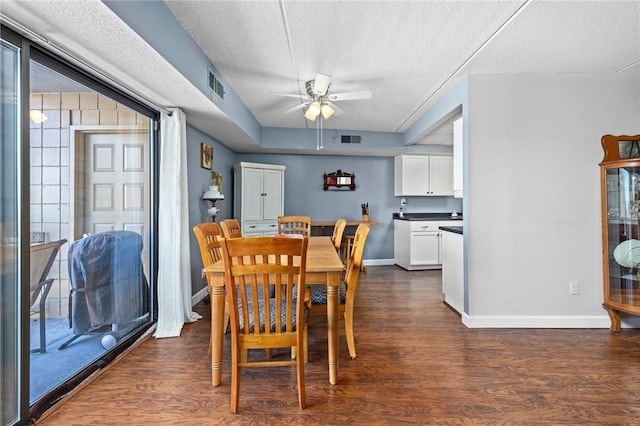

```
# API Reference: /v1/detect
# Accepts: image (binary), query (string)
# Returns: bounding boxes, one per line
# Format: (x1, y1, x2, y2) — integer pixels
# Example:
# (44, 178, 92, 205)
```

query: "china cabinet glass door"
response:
(601, 134, 640, 332)
(605, 167, 640, 305)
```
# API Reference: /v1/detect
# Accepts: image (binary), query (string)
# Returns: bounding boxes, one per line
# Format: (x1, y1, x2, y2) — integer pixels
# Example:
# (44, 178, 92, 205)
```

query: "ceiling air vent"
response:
(341, 135, 361, 144)
(208, 71, 225, 100)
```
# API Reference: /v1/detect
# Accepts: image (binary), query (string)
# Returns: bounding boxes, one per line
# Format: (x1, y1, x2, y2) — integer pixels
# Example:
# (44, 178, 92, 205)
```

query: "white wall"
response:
(463, 71, 640, 327)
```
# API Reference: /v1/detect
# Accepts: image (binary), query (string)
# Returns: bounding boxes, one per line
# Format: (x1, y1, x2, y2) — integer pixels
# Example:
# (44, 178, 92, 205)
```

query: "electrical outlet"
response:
(570, 281, 580, 295)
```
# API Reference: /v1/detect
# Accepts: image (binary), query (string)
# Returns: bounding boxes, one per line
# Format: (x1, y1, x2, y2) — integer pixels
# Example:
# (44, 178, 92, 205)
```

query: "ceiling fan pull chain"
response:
(321, 115, 324, 149)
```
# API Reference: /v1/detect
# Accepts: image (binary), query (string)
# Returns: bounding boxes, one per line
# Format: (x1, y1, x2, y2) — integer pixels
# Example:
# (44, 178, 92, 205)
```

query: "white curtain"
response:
(154, 108, 201, 338)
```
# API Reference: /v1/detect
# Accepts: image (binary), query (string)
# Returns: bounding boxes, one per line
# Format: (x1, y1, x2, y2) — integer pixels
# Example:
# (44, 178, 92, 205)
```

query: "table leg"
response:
(326, 271, 340, 385)
(209, 278, 225, 386)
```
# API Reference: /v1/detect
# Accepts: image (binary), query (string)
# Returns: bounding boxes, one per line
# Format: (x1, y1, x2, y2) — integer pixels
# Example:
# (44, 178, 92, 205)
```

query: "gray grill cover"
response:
(67, 231, 149, 334)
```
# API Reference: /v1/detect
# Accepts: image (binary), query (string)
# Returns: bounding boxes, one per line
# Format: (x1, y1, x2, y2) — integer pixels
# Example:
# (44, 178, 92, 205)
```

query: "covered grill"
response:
(60, 231, 149, 350)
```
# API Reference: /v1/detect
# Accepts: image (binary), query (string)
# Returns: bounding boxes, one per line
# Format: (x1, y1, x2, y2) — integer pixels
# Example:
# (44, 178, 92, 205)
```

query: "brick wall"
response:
(29, 91, 147, 318)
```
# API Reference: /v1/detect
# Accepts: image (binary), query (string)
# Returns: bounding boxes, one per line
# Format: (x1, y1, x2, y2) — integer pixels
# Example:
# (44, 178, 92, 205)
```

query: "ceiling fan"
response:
(268, 74, 372, 121)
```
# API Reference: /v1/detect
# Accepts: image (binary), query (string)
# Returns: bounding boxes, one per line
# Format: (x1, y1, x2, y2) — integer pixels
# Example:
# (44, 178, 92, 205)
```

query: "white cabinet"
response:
(442, 229, 464, 313)
(394, 220, 458, 270)
(408, 221, 440, 267)
(394, 155, 453, 196)
(453, 117, 463, 198)
(233, 162, 285, 236)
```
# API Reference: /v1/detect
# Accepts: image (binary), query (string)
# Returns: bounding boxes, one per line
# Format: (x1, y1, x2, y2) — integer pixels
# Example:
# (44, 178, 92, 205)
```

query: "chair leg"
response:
(39, 307, 46, 353)
(303, 326, 309, 363)
(32, 279, 54, 354)
(344, 303, 357, 359)
(223, 307, 230, 334)
(30, 306, 47, 354)
(230, 345, 241, 413)
(296, 340, 306, 409)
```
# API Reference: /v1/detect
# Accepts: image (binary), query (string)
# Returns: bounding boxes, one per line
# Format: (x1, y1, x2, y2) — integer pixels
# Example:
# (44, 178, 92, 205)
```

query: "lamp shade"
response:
(307, 101, 321, 116)
(321, 103, 335, 119)
(305, 101, 321, 121)
(203, 185, 224, 200)
(304, 107, 317, 121)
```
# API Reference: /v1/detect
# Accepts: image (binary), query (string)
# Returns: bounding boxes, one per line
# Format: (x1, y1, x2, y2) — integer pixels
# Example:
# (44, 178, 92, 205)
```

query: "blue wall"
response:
(187, 142, 463, 294)
(186, 124, 236, 292)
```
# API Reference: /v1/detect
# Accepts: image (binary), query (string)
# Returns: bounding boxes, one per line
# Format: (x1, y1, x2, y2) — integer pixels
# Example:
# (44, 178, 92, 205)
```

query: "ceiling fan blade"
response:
(312, 74, 331, 96)
(283, 102, 309, 114)
(265, 91, 308, 100)
(327, 90, 372, 102)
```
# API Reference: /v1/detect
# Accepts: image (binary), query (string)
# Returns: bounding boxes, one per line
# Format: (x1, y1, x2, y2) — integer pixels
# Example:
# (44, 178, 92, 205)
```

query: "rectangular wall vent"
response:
(208, 71, 225, 100)
(341, 135, 361, 144)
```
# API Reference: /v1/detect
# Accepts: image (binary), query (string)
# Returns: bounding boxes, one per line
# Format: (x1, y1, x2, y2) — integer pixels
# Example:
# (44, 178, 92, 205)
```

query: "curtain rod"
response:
(1, 14, 173, 116)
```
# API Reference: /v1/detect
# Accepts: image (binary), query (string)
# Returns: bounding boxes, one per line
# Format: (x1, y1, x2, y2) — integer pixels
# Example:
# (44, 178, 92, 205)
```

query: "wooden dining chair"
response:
(309, 223, 370, 359)
(220, 218, 242, 239)
(193, 223, 225, 355)
(30, 238, 67, 353)
(331, 218, 347, 252)
(278, 215, 312, 237)
(194, 222, 278, 360)
(220, 236, 310, 413)
(193, 222, 224, 266)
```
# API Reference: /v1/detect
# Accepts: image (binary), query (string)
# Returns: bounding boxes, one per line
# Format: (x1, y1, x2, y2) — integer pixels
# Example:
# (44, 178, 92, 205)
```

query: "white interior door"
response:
(71, 125, 150, 275)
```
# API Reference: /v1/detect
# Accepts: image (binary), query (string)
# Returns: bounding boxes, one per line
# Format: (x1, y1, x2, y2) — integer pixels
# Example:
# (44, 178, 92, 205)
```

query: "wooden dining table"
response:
(204, 236, 345, 386)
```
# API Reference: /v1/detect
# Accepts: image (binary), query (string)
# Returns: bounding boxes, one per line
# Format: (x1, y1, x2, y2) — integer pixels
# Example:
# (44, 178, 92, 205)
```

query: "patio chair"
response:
(30, 239, 67, 353)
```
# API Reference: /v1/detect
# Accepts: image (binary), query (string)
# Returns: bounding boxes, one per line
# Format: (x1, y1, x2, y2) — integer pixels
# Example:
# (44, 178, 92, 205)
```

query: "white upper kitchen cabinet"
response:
(233, 162, 285, 236)
(394, 154, 453, 196)
(453, 117, 463, 198)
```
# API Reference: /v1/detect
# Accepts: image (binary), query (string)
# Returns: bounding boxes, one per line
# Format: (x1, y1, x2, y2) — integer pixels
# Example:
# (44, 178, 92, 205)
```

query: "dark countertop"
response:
(440, 226, 463, 235)
(392, 212, 462, 221)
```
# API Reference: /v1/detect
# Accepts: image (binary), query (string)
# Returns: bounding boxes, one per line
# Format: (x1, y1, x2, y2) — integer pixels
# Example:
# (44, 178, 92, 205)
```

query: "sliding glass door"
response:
(1, 26, 158, 425)
(0, 34, 23, 426)
(28, 57, 154, 406)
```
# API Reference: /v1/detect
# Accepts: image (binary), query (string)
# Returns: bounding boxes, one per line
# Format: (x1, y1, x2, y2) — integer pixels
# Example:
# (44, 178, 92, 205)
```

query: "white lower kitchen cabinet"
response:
(394, 219, 460, 270)
(441, 229, 464, 313)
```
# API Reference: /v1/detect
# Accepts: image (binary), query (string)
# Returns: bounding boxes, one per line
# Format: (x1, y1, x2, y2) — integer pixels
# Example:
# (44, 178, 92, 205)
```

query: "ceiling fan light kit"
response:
(267, 73, 372, 149)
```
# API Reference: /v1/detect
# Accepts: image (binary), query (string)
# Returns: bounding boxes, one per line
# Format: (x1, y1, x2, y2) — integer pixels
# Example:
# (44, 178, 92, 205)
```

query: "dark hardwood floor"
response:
(39, 266, 640, 425)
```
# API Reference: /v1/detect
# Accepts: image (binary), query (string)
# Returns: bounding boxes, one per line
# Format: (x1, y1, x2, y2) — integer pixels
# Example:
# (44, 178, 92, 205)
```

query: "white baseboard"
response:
(192, 286, 209, 307)
(363, 258, 394, 266)
(461, 314, 624, 329)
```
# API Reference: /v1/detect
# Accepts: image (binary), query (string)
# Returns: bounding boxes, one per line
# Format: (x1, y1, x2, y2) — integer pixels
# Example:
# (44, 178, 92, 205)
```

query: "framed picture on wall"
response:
(201, 143, 213, 170)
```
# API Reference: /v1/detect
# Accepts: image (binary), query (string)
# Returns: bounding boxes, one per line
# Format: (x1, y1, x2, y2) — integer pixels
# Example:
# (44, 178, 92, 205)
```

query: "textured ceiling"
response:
(165, 0, 640, 144)
(2, 0, 639, 152)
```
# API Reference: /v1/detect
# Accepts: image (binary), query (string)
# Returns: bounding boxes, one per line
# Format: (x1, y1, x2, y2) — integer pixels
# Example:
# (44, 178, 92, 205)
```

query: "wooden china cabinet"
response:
(600, 134, 640, 331)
